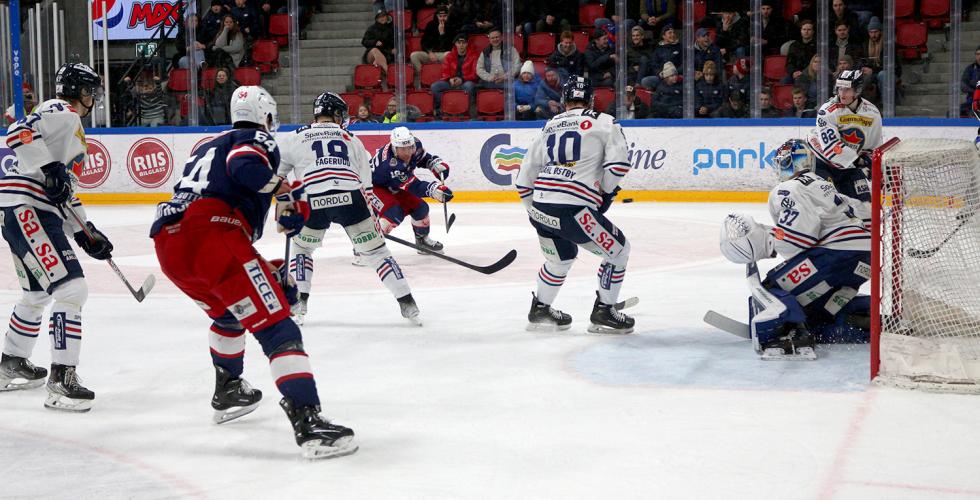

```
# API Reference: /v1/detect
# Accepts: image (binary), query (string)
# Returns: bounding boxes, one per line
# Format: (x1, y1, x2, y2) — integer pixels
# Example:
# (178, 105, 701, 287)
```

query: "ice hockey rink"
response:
(2, 201, 979, 500)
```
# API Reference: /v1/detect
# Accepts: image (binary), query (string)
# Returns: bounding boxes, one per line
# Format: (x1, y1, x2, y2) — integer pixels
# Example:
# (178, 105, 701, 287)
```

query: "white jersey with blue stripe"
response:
(768, 171, 870, 259)
(516, 107, 630, 210)
(276, 122, 372, 195)
(812, 96, 882, 168)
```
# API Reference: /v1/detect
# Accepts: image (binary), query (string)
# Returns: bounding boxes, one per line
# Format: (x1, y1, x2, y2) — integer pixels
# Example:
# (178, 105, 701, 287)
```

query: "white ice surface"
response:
(1, 202, 980, 500)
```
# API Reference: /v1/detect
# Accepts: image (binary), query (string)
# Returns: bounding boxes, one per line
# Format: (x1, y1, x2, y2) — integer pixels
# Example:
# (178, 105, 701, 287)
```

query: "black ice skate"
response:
(588, 293, 635, 334)
(292, 292, 309, 326)
(526, 293, 572, 332)
(0, 353, 48, 392)
(280, 397, 358, 460)
(415, 234, 444, 255)
(397, 293, 423, 326)
(212, 365, 263, 424)
(759, 324, 817, 360)
(45, 364, 94, 412)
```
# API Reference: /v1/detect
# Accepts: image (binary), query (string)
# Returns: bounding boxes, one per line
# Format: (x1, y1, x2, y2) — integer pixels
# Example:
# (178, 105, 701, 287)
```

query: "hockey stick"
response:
(907, 208, 976, 258)
(438, 171, 455, 233)
(281, 237, 291, 287)
(702, 310, 751, 339)
(384, 233, 516, 274)
(615, 296, 639, 311)
(62, 203, 156, 302)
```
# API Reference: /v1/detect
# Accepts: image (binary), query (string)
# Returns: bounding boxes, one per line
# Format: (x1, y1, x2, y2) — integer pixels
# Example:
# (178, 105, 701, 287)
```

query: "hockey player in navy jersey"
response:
(516, 76, 635, 334)
(370, 126, 453, 255)
(151, 86, 356, 459)
(277, 92, 421, 326)
(0, 63, 113, 412)
(720, 138, 871, 359)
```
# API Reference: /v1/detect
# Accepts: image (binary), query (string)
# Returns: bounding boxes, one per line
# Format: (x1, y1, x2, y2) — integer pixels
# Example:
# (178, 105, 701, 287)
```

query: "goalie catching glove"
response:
(719, 213, 775, 264)
(73, 221, 113, 260)
(275, 180, 310, 238)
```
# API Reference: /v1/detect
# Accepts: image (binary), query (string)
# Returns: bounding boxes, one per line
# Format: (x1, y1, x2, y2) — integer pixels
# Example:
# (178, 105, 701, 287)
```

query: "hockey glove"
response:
(73, 222, 113, 260)
(40, 162, 73, 205)
(427, 182, 453, 203)
(275, 181, 310, 238)
(598, 187, 621, 214)
(429, 157, 450, 178)
(268, 258, 299, 306)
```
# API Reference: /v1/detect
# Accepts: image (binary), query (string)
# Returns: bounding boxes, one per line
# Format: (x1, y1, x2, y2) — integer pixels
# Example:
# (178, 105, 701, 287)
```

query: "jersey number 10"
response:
(546, 131, 582, 165)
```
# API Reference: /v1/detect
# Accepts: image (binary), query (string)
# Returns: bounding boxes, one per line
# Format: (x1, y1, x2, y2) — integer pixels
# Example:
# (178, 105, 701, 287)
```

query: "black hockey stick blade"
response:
(614, 296, 639, 311)
(446, 212, 456, 232)
(384, 234, 516, 274)
(907, 217, 970, 258)
(703, 310, 751, 339)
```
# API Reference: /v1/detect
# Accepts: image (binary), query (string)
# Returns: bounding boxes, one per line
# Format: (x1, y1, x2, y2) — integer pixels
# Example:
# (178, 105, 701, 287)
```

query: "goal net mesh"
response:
(876, 138, 980, 392)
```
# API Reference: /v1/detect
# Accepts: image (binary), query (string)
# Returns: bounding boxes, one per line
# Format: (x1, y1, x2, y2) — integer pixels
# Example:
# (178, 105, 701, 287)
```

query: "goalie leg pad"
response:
(47, 278, 87, 367)
(749, 286, 806, 350)
(210, 311, 246, 377)
(254, 322, 319, 408)
(3, 291, 50, 360)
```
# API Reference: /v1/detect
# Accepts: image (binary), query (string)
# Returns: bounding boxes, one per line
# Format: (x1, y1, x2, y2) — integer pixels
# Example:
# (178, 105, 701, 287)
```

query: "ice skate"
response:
(212, 365, 263, 424)
(0, 353, 47, 392)
(526, 293, 572, 332)
(397, 293, 422, 326)
(280, 397, 358, 460)
(415, 234, 444, 255)
(587, 293, 635, 334)
(44, 364, 94, 412)
(351, 250, 368, 267)
(760, 324, 817, 360)
(292, 293, 309, 326)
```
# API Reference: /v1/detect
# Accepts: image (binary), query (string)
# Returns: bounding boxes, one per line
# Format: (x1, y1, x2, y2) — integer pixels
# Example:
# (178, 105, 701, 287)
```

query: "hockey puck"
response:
(622, 198, 634, 203)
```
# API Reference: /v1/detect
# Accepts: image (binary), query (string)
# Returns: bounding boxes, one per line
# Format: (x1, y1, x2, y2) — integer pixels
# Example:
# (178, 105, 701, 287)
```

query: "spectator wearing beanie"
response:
(651, 61, 682, 118)
(410, 5, 457, 75)
(642, 23, 682, 89)
(760, 0, 788, 55)
(362, 5, 395, 74)
(515, 61, 540, 120)
(431, 33, 479, 112)
(727, 57, 750, 103)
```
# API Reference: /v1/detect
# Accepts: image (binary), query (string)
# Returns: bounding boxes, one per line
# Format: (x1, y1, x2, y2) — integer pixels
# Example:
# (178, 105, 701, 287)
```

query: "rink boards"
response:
(5, 118, 972, 204)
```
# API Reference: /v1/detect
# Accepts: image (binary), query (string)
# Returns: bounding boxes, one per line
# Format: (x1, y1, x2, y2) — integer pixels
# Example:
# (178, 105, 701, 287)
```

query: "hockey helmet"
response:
(231, 85, 279, 133)
(55, 63, 103, 104)
(313, 91, 348, 124)
(835, 69, 865, 96)
(773, 138, 813, 181)
(390, 126, 416, 148)
(561, 76, 594, 108)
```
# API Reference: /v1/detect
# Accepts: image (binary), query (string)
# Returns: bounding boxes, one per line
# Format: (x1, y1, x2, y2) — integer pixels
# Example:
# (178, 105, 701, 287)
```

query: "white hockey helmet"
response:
(773, 138, 814, 181)
(390, 126, 416, 148)
(231, 85, 279, 133)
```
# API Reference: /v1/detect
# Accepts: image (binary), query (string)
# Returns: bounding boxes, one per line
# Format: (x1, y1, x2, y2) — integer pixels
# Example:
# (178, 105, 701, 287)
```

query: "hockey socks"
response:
(254, 320, 319, 408)
(209, 314, 246, 377)
(536, 261, 572, 305)
(596, 262, 626, 306)
(3, 298, 45, 360)
(290, 252, 315, 295)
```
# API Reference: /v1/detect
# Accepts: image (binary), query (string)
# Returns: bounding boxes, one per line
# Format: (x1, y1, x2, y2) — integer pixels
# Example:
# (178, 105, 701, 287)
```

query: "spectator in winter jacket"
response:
(727, 57, 750, 103)
(362, 5, 395, 74)
(627, 26, 652, 86)
(515, 61, 540, 120)
(136, 76, 167, 127)
(760, 0, 788, 55)
(535, 0, 577, 35)
(785, 20, 816, 83)
(206, 67, 238, 125)
(230, 0, 260, 40)
(476, 28, 522, 89)
(651, 61, 682, 118)
(201, 0, 226, 43)
(641, 23, 681, 89)
(547, 31, 586, 81)
(829, 21, 865, 70)
(790, 86, 816, 118)
(410, 5, 457, 73)
(716, 8, 749, 60)
(211, 15, 246, 68)
(712, 90, 749, 118)
(431, 33, 479, 111)
(350, 104, 379, 124)
(695, 60, 726, 117)
(794, 54, 828, 108)
(639, 0, 676, 38)
(624, 85, 650, 119)
(596, 0, 639, 34)
(830, 0, 863, 43)
(585, 29, 617, 87)
(962, 47, 980, 113)
(535, 68, 564, 119)
(693, 27, 723, 80)
(759, 88, 784, 118)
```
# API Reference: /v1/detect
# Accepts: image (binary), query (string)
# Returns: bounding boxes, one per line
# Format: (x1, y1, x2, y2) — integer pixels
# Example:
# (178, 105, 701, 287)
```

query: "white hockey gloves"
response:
(719, 213, 775, 264)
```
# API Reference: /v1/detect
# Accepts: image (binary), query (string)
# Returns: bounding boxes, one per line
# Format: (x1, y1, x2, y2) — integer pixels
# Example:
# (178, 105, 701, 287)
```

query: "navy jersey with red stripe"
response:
(150, 128, 281, 240)
(370, 139, 445, 198)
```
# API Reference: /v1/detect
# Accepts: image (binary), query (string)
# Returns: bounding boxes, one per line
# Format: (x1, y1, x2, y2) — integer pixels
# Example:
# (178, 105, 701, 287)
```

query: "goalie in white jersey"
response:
(0, 63, 113, 410)
(720, 138, 871, 359)
(516, 76, 634, 334)
(277, 92, 420, 326)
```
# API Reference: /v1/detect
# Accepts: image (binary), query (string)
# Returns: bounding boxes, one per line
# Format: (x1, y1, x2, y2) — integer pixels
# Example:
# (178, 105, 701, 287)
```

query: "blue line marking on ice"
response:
(570, 328, 870, 392)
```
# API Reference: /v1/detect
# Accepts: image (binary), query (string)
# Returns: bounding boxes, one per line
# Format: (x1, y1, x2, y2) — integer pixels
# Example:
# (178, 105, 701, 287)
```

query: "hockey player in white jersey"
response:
(277, 92, 421, 326)
(812, 69, 882, 226)
(0, 63, 113, 410)
(719, 138, 871, 359)
(516, 76, 634, 334)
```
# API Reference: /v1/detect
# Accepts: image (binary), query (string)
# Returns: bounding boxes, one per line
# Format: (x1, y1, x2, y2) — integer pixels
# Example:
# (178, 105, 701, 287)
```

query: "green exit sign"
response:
(136, 42, 158, 58)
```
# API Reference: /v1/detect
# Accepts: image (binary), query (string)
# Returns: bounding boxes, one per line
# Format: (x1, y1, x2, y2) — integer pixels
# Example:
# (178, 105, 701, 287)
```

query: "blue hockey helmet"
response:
(313, 91, 349, 124)
(774, 138, 813, 181)
(561, 76, 594, 108)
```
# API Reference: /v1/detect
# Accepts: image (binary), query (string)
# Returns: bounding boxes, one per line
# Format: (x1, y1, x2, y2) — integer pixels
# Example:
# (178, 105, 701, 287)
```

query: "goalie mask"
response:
(773, 138, 813, 181)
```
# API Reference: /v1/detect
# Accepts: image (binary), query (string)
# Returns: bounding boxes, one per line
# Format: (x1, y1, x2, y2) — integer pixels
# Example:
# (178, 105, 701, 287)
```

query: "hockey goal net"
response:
(871, 137, 980, 393)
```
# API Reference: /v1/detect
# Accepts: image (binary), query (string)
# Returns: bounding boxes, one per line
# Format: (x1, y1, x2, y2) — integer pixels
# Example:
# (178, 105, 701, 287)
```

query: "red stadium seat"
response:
(406, 34, 422, 60)
(269, 13, 290, 46)
(407, 90, 434, 121)
(533, 60, 547, 77)
(527, 32, 556, 62)
(416, 7, 436, 31)
(370, 91, 395, 117)
(339, 92, 364, 115)
(763, 55, 787, 83)
(468, 34, 490, 54)
(476, 89, 505, 121)
(895, 0, 915, 19)
(921, 0, 950, 29)
(167, 68, 190, 92)
(771, 84, 794, 110)
(200, 67, 218, 90)
(677, 0, 707, 23)
(635, 87, 652, 107)
(251, 39, 280, 73)
(593, 86, 614, 113)
(896, 22, 928, 60)
(234, 66, 261, 86)
(386, 64, 415, 89)
(354, 64, 383, 93)
(420, 63, 442, 88)
(388, 10, 412, 31)
(439, 90, 469, 121)
(578, 3, 605, 27)
(180, 94, 204, 118)
(573, 31, 589, 53)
